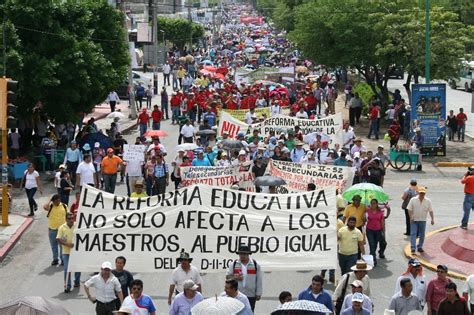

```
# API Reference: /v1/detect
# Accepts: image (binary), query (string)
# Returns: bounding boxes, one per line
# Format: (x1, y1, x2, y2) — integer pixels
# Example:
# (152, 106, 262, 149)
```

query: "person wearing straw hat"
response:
(130, 179, 147, 198)
(227, 245, 263, 312)
(291, 140, 306, 163)
(121, 279, 156, 315)
(333, 260, 372, 308)
(389, 278, 422, 315)
(113, 306, 132, 315)
(406, 186, 434, 255)
(169, 279, 204, 315)
(168, 250, 202, 305)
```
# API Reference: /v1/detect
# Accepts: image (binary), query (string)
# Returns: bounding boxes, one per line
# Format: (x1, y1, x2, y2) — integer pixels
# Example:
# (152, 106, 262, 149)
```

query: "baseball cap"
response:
(352, 292, 364, 303)
(101, 261, 113, 270)
(107, 148, 114, 153)
(351, 280, 364, 288)
(408, 258, 421, 266)
(410, 178, 417, 184)
(59, 164, 67, 169)
(239, 150, 246, 155)
(437, 264, 448, 272)
(418, 186, 427, 193)
(182, 279, 199, 291)
(94, 142, 100, 148)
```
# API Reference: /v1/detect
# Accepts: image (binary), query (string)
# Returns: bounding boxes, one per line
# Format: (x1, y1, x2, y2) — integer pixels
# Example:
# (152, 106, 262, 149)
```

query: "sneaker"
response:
(73, 283, 81, 288)
(27, 213, 34, 217)
(379, 254, 386, 259)
(51, 260, 59, 266)
(64, 287, 71, 293)
(33, 206, 38, 212)
(417, 248, 424, 253)
(460, 225, 468, 230)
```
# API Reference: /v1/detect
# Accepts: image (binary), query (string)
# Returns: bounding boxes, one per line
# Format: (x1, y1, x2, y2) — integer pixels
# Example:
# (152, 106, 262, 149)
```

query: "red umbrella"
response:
(203, 65, 217, 72)
(144, 130, 169, 137)
(214, 73, 226, 81)
(216, 67, 229, 75)
(200, 69, 213, 75)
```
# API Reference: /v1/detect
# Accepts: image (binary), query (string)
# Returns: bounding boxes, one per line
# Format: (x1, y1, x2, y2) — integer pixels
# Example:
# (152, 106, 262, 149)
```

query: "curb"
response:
(435, 162, 474, 167)
(403, 224, 469, 280)
(121, 122, 138, 135)
(0, 216, 34, 262)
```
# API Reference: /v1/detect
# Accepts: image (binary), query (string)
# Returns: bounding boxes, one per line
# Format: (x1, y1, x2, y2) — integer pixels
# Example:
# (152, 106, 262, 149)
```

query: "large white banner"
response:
(68, 185, 337, 273)
(180, 164, 255, 191)
(218, 112, 343, 146)
(268, 160, 354, 193)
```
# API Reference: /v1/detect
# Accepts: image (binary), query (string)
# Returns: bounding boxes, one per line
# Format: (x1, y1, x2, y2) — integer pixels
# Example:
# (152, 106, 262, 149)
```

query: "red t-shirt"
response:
(370, 107, 379, 120)
(456, 113, 467, 126)
(170, 95, 181, 107)
(151, 110, 163, 123)
(138, 112, 149, 124)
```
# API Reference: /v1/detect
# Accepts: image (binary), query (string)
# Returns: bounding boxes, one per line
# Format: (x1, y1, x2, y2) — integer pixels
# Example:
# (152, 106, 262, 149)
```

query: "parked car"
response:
(450, 61, 474, 92)
(115, 71, 152, 99)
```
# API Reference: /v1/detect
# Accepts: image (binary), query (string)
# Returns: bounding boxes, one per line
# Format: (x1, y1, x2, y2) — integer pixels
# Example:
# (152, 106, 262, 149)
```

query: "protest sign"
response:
(218, 111, 343, 146)
(123, 145, 146, 162)
(179, 164, 255, 191)
(68, 185, 337, 273)
(223, 107, 270, 122)
(268, 160, 354, 193)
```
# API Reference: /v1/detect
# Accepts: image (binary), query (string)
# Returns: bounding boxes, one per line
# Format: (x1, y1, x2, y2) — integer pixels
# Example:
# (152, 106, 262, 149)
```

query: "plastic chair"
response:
(54, 150, 65, 167)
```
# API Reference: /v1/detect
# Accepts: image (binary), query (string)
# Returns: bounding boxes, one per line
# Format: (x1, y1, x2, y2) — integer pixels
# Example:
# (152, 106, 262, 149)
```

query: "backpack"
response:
(401, 188, 414, 209)
(47, 202, 68, 218)
(232, 259, 258, 277)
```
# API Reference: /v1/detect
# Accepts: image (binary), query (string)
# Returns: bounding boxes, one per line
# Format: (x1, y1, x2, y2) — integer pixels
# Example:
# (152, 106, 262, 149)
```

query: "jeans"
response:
(188, 110, 196, 124)
(458, 124, 465, 141)
(146, 96, 152, 109)
(146, 175, 154, 196)
(338, 253, 358, 275)
(461, 193, 474, 227)
(66, 161, 79, 186)
(410, 221, 427, 251)
(162, 102, 169, 119)
(103, 173, 117, 193)
(139, 123, 147, 137)
(152, 122, 160, 130)
(448, 126, 457, 140)
(368, 119, 379, 139)
(367, 229, 383, 264)
(62, 254, 81, 289)
(48, 228, 62, 262)
(25, 187, 38, 215)
(470, 303, 474, 315)
(172, 107, 180, 123)
(163, 73, 170, 85)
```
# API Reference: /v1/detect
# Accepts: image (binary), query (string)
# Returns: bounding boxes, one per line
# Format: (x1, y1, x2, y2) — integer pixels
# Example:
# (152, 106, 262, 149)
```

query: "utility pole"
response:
(119, 0, 137, 119)
(425, 0, 431, 83)
(151, 1, 158, 95)
(188, 2, 192, 52)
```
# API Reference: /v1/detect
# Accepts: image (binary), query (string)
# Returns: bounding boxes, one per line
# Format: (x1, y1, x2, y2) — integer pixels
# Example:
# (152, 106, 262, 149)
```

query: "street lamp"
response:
(425, 0, 430, 83)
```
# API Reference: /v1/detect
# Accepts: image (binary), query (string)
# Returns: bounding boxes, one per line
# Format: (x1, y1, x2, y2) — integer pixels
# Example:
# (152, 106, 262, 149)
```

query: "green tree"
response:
(157, 16, 204, 51)
(3, 0, 129, 123)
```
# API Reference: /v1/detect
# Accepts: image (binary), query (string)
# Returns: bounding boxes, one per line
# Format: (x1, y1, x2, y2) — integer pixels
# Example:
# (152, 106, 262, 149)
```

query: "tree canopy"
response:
(1, 0, 129, 123)
(157, 16, 205, 51)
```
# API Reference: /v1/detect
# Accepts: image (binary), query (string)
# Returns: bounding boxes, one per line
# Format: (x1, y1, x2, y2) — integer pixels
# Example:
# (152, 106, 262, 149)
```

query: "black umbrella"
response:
(254, 176, 287, 187)
(221, 139, 244, 150)
(78, 132, 113, 150)
(196, 129, 217, 136)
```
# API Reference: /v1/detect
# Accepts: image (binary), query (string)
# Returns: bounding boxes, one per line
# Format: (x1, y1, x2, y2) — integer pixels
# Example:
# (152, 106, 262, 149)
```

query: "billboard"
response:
(411, 83, 446, 156)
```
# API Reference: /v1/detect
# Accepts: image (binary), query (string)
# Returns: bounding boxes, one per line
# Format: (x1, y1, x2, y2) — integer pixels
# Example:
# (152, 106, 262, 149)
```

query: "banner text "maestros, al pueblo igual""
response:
(67, 185, 337, 273)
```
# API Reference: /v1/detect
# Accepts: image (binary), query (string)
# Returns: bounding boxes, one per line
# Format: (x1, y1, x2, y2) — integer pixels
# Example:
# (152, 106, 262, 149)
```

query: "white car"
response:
(450, 61, 474, 92)
(132, 71, 153, 87)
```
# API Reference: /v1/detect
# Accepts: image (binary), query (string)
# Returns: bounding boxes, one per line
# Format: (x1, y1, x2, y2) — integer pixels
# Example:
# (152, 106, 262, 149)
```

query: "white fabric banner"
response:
(179, 164, 255, 191)
(218, 112, 343, 146)
(68, 185, 337, 273)
(268, 160, 354, 193)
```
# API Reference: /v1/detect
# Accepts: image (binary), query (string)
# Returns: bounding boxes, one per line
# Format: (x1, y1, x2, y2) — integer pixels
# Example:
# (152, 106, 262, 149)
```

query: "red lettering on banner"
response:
(221, 121, 241, 138)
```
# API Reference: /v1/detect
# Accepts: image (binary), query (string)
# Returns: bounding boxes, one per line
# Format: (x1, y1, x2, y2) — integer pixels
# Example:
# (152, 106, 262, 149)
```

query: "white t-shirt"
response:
(245, 111, 254, 124)
(271, 105, 281, 116)
(125, 160, 143, 177)
(343, 129, 355, 149)
(76, 161, 96, 185)
(24, 171, 39, 189)
(296, 111, 309, 119)
(170, 265, 202, 293)
(55, 171, 61, 188)
(180, 125, 195, 138)
(463, 274, 474, 304)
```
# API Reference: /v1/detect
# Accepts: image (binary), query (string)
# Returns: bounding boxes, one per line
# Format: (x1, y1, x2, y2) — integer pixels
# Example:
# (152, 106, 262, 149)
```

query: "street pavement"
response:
(0, 73, 472, 314)
(387, 77, 474, 138)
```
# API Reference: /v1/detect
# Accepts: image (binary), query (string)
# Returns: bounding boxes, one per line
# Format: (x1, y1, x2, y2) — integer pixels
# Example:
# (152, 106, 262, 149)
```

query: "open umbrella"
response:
(106, 111, 126, 119)
(144, 130, 169, 138)
(0, 296, 72, 315)
(203, 65, 217, 72)
(201, 60, 213, 65)
(271, 300, 332, 314)
(254, 176, 286, 187)
(196, 129, 216, 136)
(79, 132, 113, 150)
(342, 183, 389, 204)
(221, 139, 244, 150)
(176, 143, 200, 151)
(191, 296, 244, 315)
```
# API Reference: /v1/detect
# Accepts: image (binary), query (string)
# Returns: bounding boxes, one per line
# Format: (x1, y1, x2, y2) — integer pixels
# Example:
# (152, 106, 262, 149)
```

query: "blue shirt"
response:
(65, 148, 82, 163)
(154, 162, 169, 178)
(192, 158, 211, 167)
(334, 158, 348, 166)
(203, 112, 216, 126)
(341, 307, 371, 315)
(298, 288, 334, 314)
(169, 292, 204, 315)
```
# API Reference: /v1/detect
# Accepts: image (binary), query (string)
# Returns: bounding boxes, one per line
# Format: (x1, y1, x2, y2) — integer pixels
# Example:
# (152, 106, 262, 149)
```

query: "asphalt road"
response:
(0, 76, 471, 314)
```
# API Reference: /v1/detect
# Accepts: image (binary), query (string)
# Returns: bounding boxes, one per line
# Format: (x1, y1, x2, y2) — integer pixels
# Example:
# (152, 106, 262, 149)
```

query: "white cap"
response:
(182, 279, 199, 291)
(239, 150, 246, 155)
(101, 261, 112, 270)
(352, 292, 364, 303)
(94, 142, 100, 148)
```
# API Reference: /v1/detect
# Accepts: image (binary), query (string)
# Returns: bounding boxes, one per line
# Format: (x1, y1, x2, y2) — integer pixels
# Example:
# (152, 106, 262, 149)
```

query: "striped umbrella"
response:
(0, 296, 71, 315)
